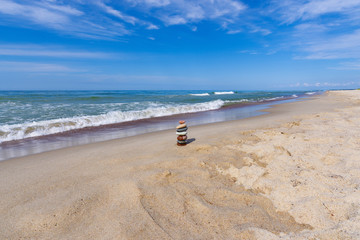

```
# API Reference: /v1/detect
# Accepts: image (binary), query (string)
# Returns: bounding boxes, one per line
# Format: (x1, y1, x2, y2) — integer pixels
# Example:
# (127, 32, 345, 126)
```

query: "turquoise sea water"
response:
(0, 90, 317, 143)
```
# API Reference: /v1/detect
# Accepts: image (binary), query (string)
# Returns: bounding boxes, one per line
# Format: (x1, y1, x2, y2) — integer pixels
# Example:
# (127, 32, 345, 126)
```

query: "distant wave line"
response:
(214, 91, 235, 95)
(189, 93, 210, 96)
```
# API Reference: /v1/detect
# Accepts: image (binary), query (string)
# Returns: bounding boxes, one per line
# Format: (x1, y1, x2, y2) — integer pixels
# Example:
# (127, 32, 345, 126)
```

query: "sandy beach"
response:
(0, 90, 359, 239)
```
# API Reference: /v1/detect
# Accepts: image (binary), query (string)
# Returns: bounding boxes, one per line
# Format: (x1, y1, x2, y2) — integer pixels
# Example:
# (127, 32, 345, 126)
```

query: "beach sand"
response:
(0, 90, 359, 239)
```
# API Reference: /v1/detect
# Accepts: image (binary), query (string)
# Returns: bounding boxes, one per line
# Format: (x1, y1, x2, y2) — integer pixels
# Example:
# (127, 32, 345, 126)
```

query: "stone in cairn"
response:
(176, 120, 187, 146)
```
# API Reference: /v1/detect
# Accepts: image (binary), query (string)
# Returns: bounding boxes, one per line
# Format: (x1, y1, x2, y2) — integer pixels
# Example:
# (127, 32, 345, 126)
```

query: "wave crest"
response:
(0, 100, 224, 143)
(214, 91, 235, 95)
(189, 93, 210, 96)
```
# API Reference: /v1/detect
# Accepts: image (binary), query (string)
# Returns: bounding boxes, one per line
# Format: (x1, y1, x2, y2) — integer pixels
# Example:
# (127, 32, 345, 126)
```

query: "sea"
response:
(0, 90, 319, 160)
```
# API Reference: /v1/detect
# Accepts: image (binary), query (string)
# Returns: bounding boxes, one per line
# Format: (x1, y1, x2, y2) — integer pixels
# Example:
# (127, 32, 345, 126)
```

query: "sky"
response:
(0, 0, 360, 90)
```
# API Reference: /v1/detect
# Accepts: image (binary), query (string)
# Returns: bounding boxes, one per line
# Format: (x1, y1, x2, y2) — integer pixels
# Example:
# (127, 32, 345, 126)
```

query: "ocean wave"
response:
(258, 96, 285, 102)
(224, 99, 249, 103)
(292, 94, 298, 97)
(189, 93, 210, 96)
(305, 92, 316, 95)
(0, 100, 225, 143)
(0, 101, 17, 106)
(214, 91, 235, 95)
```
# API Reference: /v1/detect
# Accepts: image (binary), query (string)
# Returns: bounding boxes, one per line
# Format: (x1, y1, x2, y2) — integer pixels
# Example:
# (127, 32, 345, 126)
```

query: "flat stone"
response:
(177, 135, 187, 141)
(176, 123, 187, 129)
(176, 127, 188, 132)
(176, 131, 187, 135)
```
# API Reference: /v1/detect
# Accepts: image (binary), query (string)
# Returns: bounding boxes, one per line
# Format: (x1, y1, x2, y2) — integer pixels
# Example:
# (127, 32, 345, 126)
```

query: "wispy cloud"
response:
(289, 26, 360, 60)
(330, 61, 360, 70)
(290, 81, 359, 88)
(300, 29, 360, 59)
(0, 0, 71, 28)
(127, 0, 247, 26)
(96, 1, 138, 25)
(227, 29, 242, 34)
(0, 0, 270, 40)
(238, 50, 258, 55)
(265, 0, 360, 61)
(0, 44, 115, 58)
(0, 61, 83, 72)
(80, 73, 210, 89)
(1, 0, 360, 64)
(0, 0, 129, 39)
(270, 0, 360, 24)
(40, 1, 83, 16)
(146, 23, 159, 30)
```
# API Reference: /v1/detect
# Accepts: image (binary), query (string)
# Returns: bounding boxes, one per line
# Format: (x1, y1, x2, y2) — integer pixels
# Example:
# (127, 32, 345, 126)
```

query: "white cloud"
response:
(127, 0, 247, 26)
(298, 0, 360, 21)
(330, 61, 360, 70)
(306, 29, 360, 52)
(162, 15, 187, 25)
(239, 50, 258, 55)
(147, 23, 159, 30)
(271, 0, 360, 24)
(291, 81, 358, 87)
(0, 0, 70, 28)
(294, 23, 328, 33)
(266, 0, 360, 61)
(0, 61, 82, 72)
(294, 29, 360, 59)
(96, 1, 138, 25)
(41, 1, 83, 16)
(0, 44, 114, 58)
(250, 27, 272, 35)
(95, 1, 162, 33)
(0, 0, 252, 39)
(130, 0, 171, 7)
(227, 29, 242, 34)
(0, 0, 129, 39)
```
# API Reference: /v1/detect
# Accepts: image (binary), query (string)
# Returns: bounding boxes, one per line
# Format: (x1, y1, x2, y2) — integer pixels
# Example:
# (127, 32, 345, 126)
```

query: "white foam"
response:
(261, 96, 284, 102)
(189, 93, 210, 96)
(292, 94, 298, 97)
(0, 100, 225, 143)
(214, 91, 235, 95)
(305, 92, 316, 95)
(224, 99, 249, 103)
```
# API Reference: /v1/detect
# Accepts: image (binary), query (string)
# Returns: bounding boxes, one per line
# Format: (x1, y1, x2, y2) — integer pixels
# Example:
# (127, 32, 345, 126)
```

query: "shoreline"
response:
(1, 90, 359, 239)
(0, 94, 310, 161)
(1, 90, 313, 146)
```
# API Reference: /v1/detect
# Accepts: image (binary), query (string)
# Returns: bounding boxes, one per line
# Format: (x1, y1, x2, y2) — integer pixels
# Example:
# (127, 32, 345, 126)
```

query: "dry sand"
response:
(0, 90, 359, 239)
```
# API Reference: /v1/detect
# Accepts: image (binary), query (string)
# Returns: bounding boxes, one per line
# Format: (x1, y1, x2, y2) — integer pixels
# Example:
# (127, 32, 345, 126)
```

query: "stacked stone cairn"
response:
(176, 120, 187, 146)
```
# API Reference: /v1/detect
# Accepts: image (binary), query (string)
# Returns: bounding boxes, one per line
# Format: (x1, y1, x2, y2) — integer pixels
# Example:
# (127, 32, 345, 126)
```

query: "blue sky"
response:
(0, 0, 359, 90)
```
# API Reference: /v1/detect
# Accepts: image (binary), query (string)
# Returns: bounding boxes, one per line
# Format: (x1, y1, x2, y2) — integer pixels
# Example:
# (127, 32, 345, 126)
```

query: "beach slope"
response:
(0, 90, 359, 239)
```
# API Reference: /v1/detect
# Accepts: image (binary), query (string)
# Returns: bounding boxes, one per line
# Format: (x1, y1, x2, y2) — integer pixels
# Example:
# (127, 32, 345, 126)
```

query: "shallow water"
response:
(0, 90, 317, 144)
(0, 97, 306, 161)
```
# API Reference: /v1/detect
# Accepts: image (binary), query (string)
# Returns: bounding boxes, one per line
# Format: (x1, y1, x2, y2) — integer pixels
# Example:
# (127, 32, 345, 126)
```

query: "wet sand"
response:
(0, 90, 359, 239)
(0, 96, 299, 161)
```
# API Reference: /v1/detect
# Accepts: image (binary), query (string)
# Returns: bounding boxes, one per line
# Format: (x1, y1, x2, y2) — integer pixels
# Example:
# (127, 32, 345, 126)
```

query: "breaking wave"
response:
(0, 100, 225, 143)
(224, 99, 249, 104)
(189, 93, 210, 96)
(214, 91, 235, 95)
